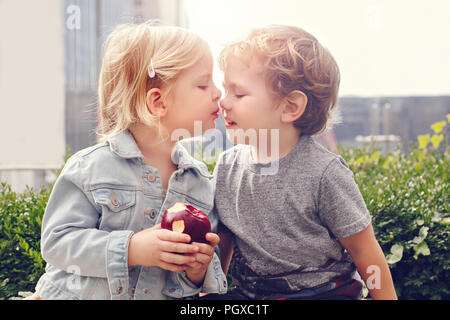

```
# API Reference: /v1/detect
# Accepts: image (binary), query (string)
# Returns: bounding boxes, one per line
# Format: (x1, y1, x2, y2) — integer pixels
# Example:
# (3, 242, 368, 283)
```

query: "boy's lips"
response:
(222, 110, 237, 127)
(224, 119, 237, 128)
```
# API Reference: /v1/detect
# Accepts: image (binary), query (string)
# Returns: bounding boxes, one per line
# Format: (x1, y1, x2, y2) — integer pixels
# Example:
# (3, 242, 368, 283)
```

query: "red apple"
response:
(161, 202, 211, 244)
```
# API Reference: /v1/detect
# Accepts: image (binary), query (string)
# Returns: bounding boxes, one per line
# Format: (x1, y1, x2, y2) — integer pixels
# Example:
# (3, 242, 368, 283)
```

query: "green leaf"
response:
(412, 226, 429, 244)
(417, 134, 430, 149)
(413, 241, 431, 260)
(370, 151, 380, 162)
(386, 243, 404, 264)
(415, 219, 424, 226)
(430, 121, 446, 134)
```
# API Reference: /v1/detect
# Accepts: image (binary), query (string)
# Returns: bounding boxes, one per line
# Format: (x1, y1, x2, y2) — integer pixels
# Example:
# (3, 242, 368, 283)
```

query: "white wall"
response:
(0, 0, 65, 172)
(185, 0, 450, 97)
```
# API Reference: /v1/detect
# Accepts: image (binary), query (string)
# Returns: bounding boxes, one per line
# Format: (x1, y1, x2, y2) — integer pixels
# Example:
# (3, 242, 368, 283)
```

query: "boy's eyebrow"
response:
(222, 80, 246, 89)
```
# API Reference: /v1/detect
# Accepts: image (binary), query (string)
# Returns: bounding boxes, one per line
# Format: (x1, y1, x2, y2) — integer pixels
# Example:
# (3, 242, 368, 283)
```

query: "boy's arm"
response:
(338, 224, 398, 300)
(218, 232, 233, 275)
(212, 154, 234, 277)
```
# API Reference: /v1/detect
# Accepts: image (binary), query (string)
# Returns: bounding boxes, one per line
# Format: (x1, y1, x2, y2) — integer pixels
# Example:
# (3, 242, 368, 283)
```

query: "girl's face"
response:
(164, 52, 221, 138)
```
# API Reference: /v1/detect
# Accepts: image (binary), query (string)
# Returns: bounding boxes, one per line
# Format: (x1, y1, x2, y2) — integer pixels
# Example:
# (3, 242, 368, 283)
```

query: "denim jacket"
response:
(35, 130, 227, 300)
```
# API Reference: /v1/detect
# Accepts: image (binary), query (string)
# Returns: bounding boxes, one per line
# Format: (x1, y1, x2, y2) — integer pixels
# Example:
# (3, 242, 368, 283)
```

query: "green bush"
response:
(0, 148, 69, 300)
(0, 183, 48, 299)
(341, 118, 449, 299)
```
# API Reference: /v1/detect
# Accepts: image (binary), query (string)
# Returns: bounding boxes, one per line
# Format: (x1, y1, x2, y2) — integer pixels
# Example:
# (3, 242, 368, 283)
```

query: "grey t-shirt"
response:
(213, 135, 371, 294)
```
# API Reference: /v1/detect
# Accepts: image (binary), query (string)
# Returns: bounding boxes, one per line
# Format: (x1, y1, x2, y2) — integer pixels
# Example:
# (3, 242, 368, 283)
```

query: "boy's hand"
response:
(184, 233, 220, 285)
(128, 224, 200, 272)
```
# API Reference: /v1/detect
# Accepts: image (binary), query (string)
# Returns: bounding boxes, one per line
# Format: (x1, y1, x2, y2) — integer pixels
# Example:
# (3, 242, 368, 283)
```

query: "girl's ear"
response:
(280, 90, 307, 123)
(146, 88, 168, 117)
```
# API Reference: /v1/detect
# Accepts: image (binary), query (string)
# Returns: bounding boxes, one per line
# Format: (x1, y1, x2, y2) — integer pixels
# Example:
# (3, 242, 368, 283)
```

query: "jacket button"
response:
(145, 209, 158, 219)
(147, 173, 156, 182)
(111, 191, 119, 206)
(151, 209, 157, 218)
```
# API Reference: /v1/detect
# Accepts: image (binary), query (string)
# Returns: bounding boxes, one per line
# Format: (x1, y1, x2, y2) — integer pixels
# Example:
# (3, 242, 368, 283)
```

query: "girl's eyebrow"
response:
(196, 73, 211, 81)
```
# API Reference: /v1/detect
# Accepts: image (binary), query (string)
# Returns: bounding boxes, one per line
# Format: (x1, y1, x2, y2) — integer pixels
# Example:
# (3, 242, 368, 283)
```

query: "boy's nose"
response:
(219, 97, 231, 111)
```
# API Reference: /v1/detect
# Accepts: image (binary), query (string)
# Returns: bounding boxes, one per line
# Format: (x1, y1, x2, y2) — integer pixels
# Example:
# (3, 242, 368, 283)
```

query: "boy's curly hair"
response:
(219, 25, 341, 136)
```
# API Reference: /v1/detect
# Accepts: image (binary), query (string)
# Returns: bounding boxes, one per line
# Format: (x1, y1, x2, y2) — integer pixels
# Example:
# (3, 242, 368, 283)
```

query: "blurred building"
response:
(0, 0, 187, 192)
(334, 96, 450, 154)
(65, 0, 188, 152)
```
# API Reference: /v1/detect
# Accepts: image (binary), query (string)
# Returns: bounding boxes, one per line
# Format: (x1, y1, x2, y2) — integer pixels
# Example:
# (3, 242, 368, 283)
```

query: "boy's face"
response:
(220, 55, 283, 146)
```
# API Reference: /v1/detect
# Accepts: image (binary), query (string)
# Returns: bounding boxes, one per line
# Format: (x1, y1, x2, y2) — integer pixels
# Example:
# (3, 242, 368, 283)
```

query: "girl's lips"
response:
(212, 109, 220, 118)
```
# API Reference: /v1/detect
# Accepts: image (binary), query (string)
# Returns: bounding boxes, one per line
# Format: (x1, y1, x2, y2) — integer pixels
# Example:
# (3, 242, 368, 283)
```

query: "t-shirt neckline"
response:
(244, 134, 312, 174)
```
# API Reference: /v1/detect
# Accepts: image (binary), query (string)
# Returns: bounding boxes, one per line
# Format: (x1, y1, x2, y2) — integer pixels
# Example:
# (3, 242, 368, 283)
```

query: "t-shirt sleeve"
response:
(318, 157, 372, 239)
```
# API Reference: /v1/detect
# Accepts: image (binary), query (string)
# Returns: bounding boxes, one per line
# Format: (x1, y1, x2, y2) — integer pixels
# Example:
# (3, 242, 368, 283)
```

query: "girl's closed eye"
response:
(235, 93, 246, 99)
(198, 85, 209, 90)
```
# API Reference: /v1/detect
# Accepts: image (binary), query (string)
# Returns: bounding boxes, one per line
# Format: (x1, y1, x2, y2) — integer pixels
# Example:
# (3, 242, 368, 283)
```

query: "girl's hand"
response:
(184, 233, 220, 285)
(128, 224, 200, 272)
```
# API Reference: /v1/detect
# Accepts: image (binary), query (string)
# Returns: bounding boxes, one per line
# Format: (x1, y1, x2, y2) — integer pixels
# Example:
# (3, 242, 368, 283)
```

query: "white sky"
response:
(184, 0, 450, 97)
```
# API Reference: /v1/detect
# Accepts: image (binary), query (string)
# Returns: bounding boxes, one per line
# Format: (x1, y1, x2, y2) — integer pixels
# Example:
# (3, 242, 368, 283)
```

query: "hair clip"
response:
(148, 58, 156, 78)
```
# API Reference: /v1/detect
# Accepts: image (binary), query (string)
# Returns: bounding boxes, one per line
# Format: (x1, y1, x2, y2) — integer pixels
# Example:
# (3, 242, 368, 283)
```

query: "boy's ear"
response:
(146, 88, 168, 117)
(280, 90, 307, 123)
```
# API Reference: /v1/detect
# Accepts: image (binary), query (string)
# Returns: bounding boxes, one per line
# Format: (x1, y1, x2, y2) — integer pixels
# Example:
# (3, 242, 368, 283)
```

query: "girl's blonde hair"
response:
(219, 25, 341, 136)
(97, 22, 209, 141)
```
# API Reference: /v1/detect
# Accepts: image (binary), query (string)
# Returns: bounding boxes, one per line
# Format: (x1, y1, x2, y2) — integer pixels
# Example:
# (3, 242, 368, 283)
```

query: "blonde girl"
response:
(32, 22, 227, 300)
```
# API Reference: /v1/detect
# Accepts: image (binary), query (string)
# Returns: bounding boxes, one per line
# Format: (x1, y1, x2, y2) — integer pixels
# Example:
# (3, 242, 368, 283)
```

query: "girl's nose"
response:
(213, 86, 222, 102)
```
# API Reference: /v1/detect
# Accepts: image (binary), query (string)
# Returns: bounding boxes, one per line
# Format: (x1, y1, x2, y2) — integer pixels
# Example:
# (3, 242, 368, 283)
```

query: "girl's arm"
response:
(184, 233, 221, 285)
(128, 224, 199, 271)
(338, 224, 398, 300)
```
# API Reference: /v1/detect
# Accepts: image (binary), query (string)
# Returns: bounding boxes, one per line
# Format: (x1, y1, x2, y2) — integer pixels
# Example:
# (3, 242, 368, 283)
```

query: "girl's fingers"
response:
(150, 223, 161, 230)
(160, 252, 196, 266)
(157, 229, 191, 243)
(159, 261, 187, 273)
(185, 250, 214, 268)
(161, 241, 199, 254)
(192, 242, 215, 256)
(193, 252, 212, 265)
(205, 233, 220, 246)
(185, 260, 203, 269)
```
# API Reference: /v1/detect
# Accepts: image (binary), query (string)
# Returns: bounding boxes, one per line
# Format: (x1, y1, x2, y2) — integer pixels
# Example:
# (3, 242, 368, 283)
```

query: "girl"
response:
(32, 22, 227, 299)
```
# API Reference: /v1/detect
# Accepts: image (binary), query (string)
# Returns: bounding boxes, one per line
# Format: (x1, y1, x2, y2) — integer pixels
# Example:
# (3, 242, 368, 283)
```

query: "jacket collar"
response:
(107, 130, 144, 160)
(107, 130, 212, 178)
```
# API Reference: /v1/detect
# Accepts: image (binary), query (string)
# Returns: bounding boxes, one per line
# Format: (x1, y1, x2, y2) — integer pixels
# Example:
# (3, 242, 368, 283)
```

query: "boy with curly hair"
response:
(212, 25, 397, 300)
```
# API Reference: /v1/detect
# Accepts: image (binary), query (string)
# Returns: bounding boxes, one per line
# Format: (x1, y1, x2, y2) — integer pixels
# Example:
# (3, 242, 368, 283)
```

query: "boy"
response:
(212, 25, 397, 300)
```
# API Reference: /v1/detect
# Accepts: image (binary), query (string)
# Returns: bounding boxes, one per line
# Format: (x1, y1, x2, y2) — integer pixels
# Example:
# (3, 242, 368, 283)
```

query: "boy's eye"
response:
(198, 85, 208, 90)
(235, 94, 245, 99)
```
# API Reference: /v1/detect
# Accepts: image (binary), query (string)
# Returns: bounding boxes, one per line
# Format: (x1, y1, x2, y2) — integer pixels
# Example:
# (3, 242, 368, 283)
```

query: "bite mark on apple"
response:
(172, 220, 185, 233)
